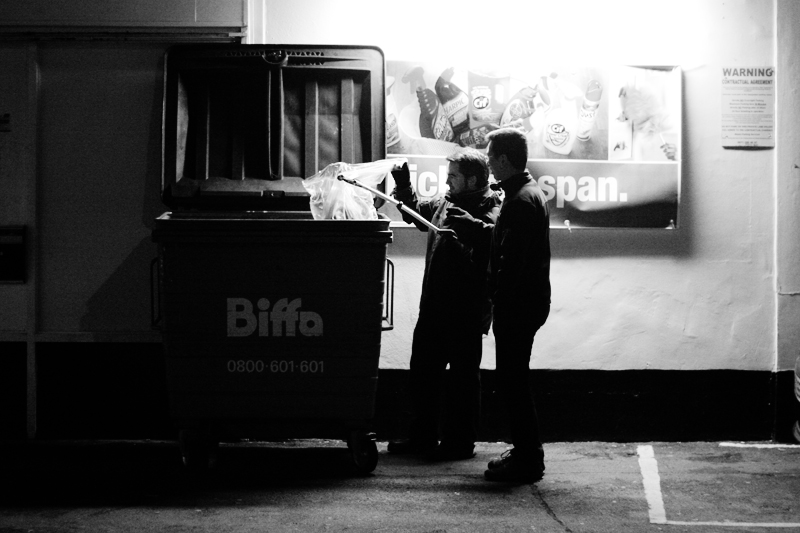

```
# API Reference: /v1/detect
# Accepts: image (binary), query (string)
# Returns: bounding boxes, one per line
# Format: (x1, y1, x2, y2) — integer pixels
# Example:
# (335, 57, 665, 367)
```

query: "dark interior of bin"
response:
(162, 45, 385, 211)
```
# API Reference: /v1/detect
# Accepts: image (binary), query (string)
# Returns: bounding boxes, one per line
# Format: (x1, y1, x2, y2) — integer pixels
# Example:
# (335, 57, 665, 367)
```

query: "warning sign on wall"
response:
(721, 66, 775, 148)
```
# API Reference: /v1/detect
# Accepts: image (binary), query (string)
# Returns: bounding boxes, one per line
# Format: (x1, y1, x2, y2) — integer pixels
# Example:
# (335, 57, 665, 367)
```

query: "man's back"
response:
(491, 173, 551, 312)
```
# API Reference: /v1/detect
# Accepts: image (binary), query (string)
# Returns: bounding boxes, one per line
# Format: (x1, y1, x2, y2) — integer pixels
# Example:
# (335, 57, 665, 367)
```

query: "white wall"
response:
(776, 0, 800, 372)
(0, 0, 793, 376)
(261, 0, 784, 371)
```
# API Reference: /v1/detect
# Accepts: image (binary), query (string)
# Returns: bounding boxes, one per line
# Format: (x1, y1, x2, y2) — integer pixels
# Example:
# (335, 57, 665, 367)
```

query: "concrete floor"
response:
(1, 439, 799, 532)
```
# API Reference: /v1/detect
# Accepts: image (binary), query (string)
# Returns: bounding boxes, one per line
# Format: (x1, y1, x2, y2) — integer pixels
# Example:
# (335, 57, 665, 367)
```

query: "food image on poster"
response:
(608, 66, 680, 163)
(383, 61, 682, 229)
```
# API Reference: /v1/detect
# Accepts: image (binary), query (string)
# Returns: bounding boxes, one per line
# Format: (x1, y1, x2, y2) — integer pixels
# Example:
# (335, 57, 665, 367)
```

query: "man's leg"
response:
(485, 307, 549, 481)
(494, 323, 541, 461)
(436, 328, 482, 458)
(388, 320, 445, 453)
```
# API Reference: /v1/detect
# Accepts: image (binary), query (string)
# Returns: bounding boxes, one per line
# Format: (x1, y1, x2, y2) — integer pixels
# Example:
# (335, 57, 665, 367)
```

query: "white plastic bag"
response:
(302, 159, 402, 220)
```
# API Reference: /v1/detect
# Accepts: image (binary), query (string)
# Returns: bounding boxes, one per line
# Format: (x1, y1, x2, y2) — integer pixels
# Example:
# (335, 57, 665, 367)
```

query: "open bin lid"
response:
(162, 44, 386, 211)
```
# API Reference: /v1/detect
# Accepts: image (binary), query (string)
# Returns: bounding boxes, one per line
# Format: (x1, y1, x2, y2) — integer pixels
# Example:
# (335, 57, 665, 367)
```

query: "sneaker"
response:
(387, 438, 438, 455)
(484, 453, 544, 483)
(488, 448, 545, 471)
(428, 442, 476, 461)
(487, 448, 513, 470)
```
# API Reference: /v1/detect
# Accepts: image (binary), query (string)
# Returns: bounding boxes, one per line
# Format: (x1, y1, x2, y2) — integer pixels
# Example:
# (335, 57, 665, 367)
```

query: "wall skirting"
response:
(1, 342, 797, 443)
(375, 369, 798, 444)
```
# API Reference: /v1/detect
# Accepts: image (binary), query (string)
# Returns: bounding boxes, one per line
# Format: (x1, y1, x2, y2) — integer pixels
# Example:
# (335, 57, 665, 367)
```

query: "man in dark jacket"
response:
(387, 148, 501, 460)
(481, 127, 551, 482)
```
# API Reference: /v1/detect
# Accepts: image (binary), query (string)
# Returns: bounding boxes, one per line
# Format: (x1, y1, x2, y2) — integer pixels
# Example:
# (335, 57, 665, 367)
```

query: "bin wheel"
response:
(348, 431, 378, 474)
(179, 429, 218, 471)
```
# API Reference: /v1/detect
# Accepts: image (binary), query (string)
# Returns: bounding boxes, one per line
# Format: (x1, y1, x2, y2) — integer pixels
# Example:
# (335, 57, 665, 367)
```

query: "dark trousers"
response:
(407, 317, 483, 446)
(492, 305, 550, 462)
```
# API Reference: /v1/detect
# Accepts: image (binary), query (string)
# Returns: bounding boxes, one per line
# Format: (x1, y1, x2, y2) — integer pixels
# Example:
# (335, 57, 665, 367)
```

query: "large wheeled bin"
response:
(151, 44, 392, 473)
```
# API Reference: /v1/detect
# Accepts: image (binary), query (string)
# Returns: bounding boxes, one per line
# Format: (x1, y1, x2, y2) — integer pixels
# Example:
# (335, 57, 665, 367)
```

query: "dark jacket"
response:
(489, 171, 551, 314)
(394, 184, 502, 332)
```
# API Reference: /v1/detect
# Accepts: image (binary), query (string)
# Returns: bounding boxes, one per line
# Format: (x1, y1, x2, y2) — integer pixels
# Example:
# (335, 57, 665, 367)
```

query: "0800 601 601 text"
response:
(226, 360, 324, 373)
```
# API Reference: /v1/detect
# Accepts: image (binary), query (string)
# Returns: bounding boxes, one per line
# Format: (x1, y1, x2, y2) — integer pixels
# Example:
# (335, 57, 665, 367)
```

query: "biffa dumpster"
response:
(151, 44, 392, 473)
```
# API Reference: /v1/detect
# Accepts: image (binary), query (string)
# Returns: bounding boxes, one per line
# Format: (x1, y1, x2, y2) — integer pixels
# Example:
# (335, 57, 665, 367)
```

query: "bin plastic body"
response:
(153, 212, 391, 443)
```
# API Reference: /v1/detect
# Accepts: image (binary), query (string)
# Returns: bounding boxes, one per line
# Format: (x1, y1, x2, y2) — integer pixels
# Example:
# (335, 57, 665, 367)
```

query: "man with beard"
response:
(387, 148, 501, 461)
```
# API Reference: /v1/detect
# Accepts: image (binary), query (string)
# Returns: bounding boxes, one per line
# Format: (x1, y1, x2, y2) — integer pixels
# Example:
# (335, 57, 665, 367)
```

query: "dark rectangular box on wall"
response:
(0, 226, 25, 283)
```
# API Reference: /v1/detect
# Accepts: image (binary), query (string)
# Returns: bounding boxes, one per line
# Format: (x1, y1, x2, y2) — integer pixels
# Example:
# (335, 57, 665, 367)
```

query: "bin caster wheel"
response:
(348, 431, 378, 474)
(179, 429, 218, 471)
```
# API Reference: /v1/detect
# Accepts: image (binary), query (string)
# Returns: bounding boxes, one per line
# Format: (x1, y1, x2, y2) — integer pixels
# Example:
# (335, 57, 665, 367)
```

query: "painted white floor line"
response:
(637, 445, 667, 524)
(636, 444, 800, 528)
(665, 521, 800, 528)
(720, 442, 800, 449)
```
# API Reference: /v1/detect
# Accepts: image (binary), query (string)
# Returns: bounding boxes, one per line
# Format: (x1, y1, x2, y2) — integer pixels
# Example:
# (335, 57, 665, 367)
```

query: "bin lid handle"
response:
(263, 50, 288, 66)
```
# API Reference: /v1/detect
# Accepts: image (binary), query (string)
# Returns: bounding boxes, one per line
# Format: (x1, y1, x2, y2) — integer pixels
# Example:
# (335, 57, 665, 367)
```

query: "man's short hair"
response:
(486, 128, 529, 170)
(447, 148, 490, 188)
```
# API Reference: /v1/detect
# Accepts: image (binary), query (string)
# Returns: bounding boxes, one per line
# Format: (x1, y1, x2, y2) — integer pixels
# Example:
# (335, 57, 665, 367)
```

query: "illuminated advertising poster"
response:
(382, 62, 681, 229)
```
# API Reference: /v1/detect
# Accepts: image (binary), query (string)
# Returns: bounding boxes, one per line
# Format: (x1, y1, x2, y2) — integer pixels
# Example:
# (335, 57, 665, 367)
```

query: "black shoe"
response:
(428, 442, 476, 461)
(487, 448, 513, 470)
(387, 438, 438, 455)
(487, 448, 544, 470)
(485, 450, 544, 483)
